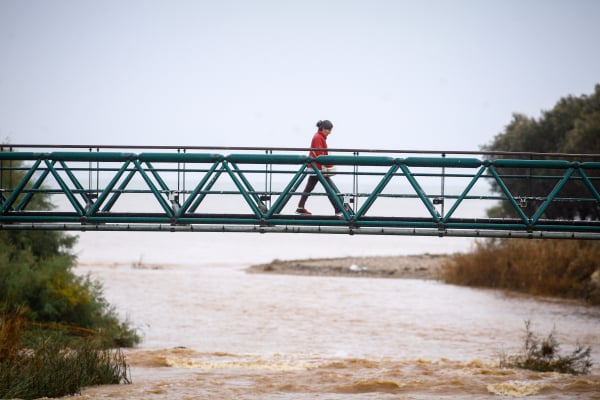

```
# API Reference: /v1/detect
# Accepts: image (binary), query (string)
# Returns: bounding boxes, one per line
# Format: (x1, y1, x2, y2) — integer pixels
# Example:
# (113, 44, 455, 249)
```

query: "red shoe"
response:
(296, 207, 312, 215)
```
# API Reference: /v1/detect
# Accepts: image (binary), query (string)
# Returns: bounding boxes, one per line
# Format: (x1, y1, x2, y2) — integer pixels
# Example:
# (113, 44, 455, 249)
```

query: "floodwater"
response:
(67, 230, 600, 399)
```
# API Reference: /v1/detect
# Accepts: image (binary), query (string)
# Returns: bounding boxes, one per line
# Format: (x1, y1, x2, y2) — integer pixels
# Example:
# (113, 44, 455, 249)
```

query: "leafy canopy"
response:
(483, 84, 600, 220)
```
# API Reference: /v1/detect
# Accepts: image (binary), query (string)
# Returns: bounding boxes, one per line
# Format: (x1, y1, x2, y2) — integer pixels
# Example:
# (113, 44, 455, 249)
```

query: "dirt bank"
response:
(246, 254, 451, 280)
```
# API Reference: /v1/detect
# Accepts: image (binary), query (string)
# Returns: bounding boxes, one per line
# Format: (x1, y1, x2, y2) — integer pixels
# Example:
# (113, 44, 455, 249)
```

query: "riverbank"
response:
(246, 253, 450, 279)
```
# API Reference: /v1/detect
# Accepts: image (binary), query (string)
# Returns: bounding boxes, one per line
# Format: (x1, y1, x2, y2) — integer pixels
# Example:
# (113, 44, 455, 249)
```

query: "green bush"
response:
(0, 230, 140, 347)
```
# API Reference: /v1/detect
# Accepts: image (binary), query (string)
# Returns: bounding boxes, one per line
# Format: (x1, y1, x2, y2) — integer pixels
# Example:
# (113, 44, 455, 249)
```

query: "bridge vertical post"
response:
(440, 153, 446, 218)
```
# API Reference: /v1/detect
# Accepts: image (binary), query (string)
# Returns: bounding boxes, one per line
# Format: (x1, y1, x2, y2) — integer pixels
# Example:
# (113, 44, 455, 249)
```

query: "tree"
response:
(483, 85, 600, 220)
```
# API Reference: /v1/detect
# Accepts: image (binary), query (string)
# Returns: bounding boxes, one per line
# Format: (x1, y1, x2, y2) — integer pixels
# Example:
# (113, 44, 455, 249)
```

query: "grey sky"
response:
(1, 0, 599, 151)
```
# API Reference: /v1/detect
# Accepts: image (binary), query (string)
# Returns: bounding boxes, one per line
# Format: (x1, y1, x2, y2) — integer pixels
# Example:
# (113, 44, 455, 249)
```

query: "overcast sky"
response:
(1, 0, 599, 152)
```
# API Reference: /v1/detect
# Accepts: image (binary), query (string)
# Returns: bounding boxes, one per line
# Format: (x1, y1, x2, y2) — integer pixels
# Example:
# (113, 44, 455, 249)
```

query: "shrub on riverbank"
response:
(441, 239, 600, 305)
(0, 230, 140, 347)
(499, 321, 592, 375)
(0, 309, 131, 399)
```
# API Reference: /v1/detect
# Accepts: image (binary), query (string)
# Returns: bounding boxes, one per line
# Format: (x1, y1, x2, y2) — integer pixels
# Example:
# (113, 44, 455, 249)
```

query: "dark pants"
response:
(297, 175, 341, 213)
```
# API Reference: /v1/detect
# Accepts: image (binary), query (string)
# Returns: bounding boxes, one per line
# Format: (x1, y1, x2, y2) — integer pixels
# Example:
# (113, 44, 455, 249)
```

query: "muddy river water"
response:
(66, 230, 600, 399)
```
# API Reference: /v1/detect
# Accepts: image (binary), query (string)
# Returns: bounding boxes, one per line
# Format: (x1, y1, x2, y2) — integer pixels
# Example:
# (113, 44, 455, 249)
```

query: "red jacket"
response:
(309, 131, 329, 170)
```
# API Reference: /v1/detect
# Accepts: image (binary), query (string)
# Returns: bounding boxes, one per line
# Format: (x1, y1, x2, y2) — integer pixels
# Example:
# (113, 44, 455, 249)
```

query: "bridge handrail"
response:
(3, 144, 600, 160)
(49, 152, 137, 162)
(315, 155, 396, 166)
(491, 159, 572, 169)
(138, 153, 224, 163)
(2, 151, 600, 170)
(227, 154, 309, 164)
(403, 157, 482, 168)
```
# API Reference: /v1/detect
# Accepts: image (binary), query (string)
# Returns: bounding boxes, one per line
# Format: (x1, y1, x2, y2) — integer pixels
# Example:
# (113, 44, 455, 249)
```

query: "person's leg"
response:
(324, 177, 342, 213)
(298, 175, 318, 209)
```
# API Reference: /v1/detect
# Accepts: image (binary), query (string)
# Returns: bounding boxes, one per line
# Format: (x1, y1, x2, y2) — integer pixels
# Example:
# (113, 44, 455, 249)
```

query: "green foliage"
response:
(441, 239, 600, 305)
(486, 84, 600, 155)
(483, 84, 600, 220)
(0, 310, 131, 400)
(499, 321, 592, 375)
(0, 231, 139, 347)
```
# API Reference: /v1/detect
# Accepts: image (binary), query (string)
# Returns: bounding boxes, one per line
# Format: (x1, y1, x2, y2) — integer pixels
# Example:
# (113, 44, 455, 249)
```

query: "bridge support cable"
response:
(1, 146, 599, 239)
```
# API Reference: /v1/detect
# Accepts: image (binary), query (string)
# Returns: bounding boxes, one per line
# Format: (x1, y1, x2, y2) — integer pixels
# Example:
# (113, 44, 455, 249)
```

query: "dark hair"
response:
(316, 120, 333, 130)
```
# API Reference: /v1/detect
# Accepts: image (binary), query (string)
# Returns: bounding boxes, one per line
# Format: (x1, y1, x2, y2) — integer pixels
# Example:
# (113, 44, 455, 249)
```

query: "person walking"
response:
(296, 120, 342, 216)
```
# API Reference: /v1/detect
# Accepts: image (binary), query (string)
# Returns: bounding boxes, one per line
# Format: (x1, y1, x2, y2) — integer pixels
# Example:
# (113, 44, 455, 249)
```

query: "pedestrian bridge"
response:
(1, 145, 599, 239)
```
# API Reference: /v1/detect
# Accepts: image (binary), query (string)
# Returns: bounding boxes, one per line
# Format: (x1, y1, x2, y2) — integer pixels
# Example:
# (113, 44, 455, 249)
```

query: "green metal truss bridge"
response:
(1, 145, 600, 239)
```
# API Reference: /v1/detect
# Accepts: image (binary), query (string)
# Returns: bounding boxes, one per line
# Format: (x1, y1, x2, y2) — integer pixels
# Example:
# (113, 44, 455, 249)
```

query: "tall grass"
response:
(441, 239, 600, 304)
(0, 310, 131, 400)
